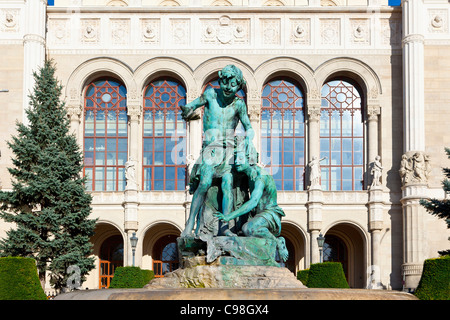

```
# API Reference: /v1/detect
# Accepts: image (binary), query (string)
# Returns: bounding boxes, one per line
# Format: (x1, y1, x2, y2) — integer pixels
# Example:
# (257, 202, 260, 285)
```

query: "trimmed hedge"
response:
(297, 269, 309, 286)
(109, 266, 154, 288)
(141, 269, 155, 285)
(306, 262, 349, 288)
(0, 257, 47, 300)
(415, 256, 450, 300)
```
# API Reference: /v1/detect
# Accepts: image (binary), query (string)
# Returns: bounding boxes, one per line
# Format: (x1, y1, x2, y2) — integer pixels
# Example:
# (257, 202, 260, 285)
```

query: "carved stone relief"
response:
(261, 19, 281, 45)
(320, 19, 340, 46)
(428, 9, 448, 33)
(141, 19, 160, 44)
(399, 152, 432, 186)
(381, 18, 401, 46)
(289, 19, 310, 45)
(49, 19, 70, 45)
(350, 18, 370, 45)
(110, 19, 130, 45)
(1, 9, 20, 33)
(201, 16, 249, 45)
(81, 19, 100, 44)
(171, 19, 190, 45)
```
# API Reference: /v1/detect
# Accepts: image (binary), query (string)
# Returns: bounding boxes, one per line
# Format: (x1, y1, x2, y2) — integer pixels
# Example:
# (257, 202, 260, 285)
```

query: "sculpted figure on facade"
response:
(125, 157, 137, 190)
(370, 155, 383, 188)
(308, 155, 327, 188)
(399, 152, 431, 186)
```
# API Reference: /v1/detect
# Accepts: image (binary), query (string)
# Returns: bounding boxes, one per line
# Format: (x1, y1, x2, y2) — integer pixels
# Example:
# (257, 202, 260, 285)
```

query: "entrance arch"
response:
(142, 222, 181, 277)
(280, 222, 307, 274)
(90, 222, 124, 289)
(323, 222, 367, 288)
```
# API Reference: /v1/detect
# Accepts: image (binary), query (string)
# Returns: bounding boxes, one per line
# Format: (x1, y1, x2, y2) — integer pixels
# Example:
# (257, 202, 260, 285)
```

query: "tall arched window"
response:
(261, 79, 305, 191)
(143, 79, 187, 191)
(83, 79, 128, 191)
(320, 80, 364, 191)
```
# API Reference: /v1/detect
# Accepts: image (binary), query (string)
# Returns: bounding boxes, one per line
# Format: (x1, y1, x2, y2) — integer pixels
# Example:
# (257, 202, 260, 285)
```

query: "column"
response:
(23, 0, 47, 125)
(401, 0, 428, 291)
(307, 102, 323, 266)
(368, 186, 384, 289)
(123, 102, 141, 266)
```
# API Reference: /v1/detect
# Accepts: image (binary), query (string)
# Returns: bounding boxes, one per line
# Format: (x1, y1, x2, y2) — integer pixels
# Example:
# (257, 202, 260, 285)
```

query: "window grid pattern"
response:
(320, 80, 364, 191)
(84, 79, 128, 191)
(143, 80, 187, 191)
(261, 79, 305, 191)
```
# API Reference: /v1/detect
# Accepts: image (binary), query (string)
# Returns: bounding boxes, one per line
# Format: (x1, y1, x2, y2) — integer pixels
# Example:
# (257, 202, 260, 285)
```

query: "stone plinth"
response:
(145, 265, 305, 289)
(54, 288, 418, 300)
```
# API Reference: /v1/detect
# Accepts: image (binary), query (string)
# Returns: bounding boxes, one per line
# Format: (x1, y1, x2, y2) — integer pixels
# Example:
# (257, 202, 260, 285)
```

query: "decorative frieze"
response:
(399, 152, 431, 187)
(45, 11, 405, 53)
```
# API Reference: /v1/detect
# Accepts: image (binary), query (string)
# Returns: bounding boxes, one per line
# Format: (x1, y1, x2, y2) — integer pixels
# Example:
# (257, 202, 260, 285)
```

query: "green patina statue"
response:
(178, 64, 288, 267)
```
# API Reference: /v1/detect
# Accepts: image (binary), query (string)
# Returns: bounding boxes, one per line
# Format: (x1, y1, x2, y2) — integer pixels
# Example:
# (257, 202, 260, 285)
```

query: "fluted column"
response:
(23, 0, 47, 125)
(401, 0, 428, 291)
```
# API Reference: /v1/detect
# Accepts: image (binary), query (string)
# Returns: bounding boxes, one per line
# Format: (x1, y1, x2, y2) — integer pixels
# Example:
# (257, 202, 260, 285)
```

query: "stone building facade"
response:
(0, 0, 449, 292)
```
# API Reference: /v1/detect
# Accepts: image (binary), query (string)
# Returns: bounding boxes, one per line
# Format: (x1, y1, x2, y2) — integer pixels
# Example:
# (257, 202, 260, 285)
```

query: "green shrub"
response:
(109, 266, 145, 288)
(297, 269, 309, 286)
(141, 269, 154, 285)
(415, 256, 450, 300)
(0, 257, 47, 300)
(306, 262, 349, 288)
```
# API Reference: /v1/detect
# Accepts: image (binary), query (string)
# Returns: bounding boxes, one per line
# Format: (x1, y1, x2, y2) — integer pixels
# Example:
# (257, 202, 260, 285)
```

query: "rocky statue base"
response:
(145, 236, 305, 289)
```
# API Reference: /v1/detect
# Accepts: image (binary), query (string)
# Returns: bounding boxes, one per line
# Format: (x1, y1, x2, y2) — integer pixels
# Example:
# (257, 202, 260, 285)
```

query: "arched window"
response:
(143, 79, 187, 191)
(320, 80, 364, 191)
(261, 79, 305, 191)
(152, 235, 179, 278)
(83, 79, 128, 191)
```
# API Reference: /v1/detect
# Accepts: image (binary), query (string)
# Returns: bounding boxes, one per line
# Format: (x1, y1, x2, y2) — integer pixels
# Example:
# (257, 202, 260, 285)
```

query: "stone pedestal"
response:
(145, 236, 304, 289)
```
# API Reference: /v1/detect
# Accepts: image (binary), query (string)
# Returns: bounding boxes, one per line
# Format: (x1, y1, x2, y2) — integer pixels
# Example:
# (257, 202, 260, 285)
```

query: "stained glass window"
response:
(320, 80, 364, 191)
(261, 79, 305, 191)
(84, 79, 128, 191)
(143, 79, 187, 190)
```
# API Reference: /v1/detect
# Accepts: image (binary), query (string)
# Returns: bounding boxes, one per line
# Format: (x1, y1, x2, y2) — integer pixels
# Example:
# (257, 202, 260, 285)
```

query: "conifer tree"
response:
(0, 60, 97, 290)
(420, 147, 450, 256)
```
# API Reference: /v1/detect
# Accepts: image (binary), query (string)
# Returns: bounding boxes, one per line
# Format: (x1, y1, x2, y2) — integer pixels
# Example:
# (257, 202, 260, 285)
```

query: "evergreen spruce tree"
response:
(0, 60, 97, 290)
(420, 147, 450, 256)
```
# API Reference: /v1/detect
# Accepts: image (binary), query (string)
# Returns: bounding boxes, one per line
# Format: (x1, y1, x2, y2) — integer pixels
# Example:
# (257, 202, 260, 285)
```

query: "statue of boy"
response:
(180, 65, 255, 238)
(215, 140, 289, 262)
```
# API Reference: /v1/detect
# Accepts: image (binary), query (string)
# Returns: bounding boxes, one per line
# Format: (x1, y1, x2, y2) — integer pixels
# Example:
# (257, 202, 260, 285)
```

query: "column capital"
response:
(247, 103, 260, 122)
(307, 104, 321, 122)
(127, 101, 142, 122)
(367, 104, 381, 121)
(66, 104, 82, 121)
